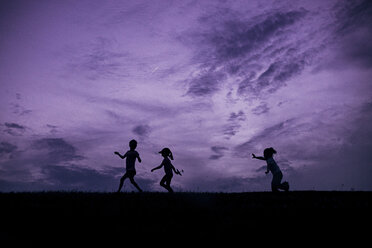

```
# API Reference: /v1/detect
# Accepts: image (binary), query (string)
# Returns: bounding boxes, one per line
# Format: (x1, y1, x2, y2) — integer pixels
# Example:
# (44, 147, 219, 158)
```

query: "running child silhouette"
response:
(114, 139, 143, 192)
(252, 147, 289, 192)
(151, 148, 182, 193)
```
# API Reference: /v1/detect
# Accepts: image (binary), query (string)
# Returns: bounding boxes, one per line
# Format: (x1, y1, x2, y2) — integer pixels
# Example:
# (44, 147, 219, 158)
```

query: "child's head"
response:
(263, 147, 276, 159)
(129, 139, 137, 150)
(159, 147, 173, 160)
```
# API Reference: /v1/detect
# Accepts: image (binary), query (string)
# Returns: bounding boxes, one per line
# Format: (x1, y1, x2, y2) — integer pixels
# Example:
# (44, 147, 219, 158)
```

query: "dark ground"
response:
(0, 191, 371, 245)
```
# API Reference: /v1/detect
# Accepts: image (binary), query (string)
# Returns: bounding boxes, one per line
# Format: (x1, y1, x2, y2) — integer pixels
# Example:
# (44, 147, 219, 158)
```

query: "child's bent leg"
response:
(271, 172, 282, 192)
(117, 174, 128, 192)
(160, 175, 173, 193)
(271, 183, 279, 192)
(279, 181, 289, 191)
(165, 175, 173, 193)
(129, 177, 143, 192)
(160, 176, 167, 189)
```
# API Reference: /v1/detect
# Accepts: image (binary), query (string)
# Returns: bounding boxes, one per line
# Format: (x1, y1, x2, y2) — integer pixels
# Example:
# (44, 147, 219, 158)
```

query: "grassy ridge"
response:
(1, 191, 371, 245)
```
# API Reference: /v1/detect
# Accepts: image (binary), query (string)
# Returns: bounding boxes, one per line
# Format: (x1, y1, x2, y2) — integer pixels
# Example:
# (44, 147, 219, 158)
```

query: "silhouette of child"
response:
(252, 147, 289, 192)
(114, 139, 143, 192)
(151, 148, 182, 193)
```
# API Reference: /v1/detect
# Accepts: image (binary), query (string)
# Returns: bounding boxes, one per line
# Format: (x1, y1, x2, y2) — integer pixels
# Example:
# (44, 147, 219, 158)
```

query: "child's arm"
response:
(151, 164, 163, 172)
(114, 151, 126, 159)
(171, 164, 178, 174)
(252, 153, 266, 161)
(171, 164, 182, 176)
(137, 153, 142, 163)
(265, 164, 270, 174)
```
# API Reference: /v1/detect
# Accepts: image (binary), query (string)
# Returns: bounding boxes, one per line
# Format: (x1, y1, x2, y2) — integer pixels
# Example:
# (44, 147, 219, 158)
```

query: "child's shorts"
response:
(124, 170, 136, 178)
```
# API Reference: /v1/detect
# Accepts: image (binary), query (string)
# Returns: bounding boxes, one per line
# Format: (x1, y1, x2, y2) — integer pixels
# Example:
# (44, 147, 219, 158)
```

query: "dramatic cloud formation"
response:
(1, 0, 372, 192)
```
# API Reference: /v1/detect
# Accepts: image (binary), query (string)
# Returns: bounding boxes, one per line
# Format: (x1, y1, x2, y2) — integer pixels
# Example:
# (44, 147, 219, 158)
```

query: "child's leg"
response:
(271, 172, 283, 192)
(160, 175, 168, 190)
(271, 183, 279, 192)
(278, 181, 289, 191)
(117, 174, 128, 192)
(129, 177, 143, 192)
(160, 175, 173, 193)
(165, 176, 173, 193)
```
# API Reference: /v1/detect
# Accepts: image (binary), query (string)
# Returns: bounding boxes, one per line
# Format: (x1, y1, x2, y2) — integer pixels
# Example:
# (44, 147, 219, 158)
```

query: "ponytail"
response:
(169, 151, 174, 160)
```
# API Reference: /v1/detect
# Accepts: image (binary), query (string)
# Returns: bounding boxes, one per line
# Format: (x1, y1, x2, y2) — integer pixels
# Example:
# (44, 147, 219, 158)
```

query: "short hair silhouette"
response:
(129, 139, 137, 150)
(263, 147, 276, 159)
(114, 139, 142, 192)
(252, 147, 289, 192)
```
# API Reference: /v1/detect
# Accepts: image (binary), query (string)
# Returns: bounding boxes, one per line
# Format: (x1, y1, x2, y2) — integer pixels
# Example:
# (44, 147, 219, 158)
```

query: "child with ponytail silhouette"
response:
(252, 147, 289, 192)
(151, 148, 182, 193)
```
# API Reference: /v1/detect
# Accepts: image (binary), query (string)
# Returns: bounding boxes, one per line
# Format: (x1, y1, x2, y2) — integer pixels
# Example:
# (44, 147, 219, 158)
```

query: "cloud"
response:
(2, 122, 26, 136)
(10, 93, 32, 116)
(251, 102, 269, 115)
(4, 122, 25, 129)
(186, 70, 226, 97)
(64, 37, 131, 80)
(132, 124, 150, 137)
(208, 10, 306, 62)
(0, 142, 17, 157)
(209, 146, 228, 160)
(182, 8, 310, 97)
(235, 122, 279, 154)
(228, 111, 246, 122)
(335, 0, 372, 35)
(317, 0, 372, 71)
(46, 124, 58, 134)
(0, 164, 154, 192)
(0, 135, 159, 191)
(223, 111, 246, 138)
(32, 138, 84, 163)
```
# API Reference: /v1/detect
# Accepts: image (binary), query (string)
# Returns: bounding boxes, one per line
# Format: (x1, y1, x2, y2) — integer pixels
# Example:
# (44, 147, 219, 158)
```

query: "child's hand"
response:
(114, 151, 119, 155)
(175, 169, 183, 176)
(252, 153, 256, 158)
(151, 169, 154, 172)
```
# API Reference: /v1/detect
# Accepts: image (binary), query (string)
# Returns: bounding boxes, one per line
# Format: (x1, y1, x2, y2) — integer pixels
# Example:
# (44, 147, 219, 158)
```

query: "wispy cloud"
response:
(2, 122, 26, 136)
(209, 146, 228, 160)
(4, 122, 25, 130)
(63, 37, 132, 80)
(33, 138, 85, 163)
(0, 142, 17, 157)
(223, 111, 246, 138)
(181, 7, 316, 98)
(132, 124, 151, 137)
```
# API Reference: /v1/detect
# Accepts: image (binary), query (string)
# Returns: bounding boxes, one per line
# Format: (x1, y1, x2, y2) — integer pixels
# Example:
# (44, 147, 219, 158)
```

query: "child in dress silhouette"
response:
(114, 139, 143, 192)
(252, 147, 289, 192)
(151, 148, 182, 193)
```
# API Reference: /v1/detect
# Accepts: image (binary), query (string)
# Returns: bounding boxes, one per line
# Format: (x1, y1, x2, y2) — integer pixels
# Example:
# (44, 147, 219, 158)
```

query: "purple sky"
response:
(1, 0, 372, 192)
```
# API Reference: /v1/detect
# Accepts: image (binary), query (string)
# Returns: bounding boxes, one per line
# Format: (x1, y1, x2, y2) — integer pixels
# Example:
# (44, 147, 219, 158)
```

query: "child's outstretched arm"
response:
(137, 154, 142, 163)
(114, 151, 126, 159)
(252, 153, 266, 160)
(151, 164, 163, 172)
(171, 164, 182, 176)
(265, 165, 270, 174)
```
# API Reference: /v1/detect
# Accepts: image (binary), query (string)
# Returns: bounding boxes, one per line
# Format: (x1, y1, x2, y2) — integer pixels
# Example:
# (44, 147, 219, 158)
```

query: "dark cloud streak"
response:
(209, 146, 228, 160)
(0, 142, 17, 156)
(132, 124, 150, 137)
(183, 8, 309, 97)
(33, 138, 84, 162)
